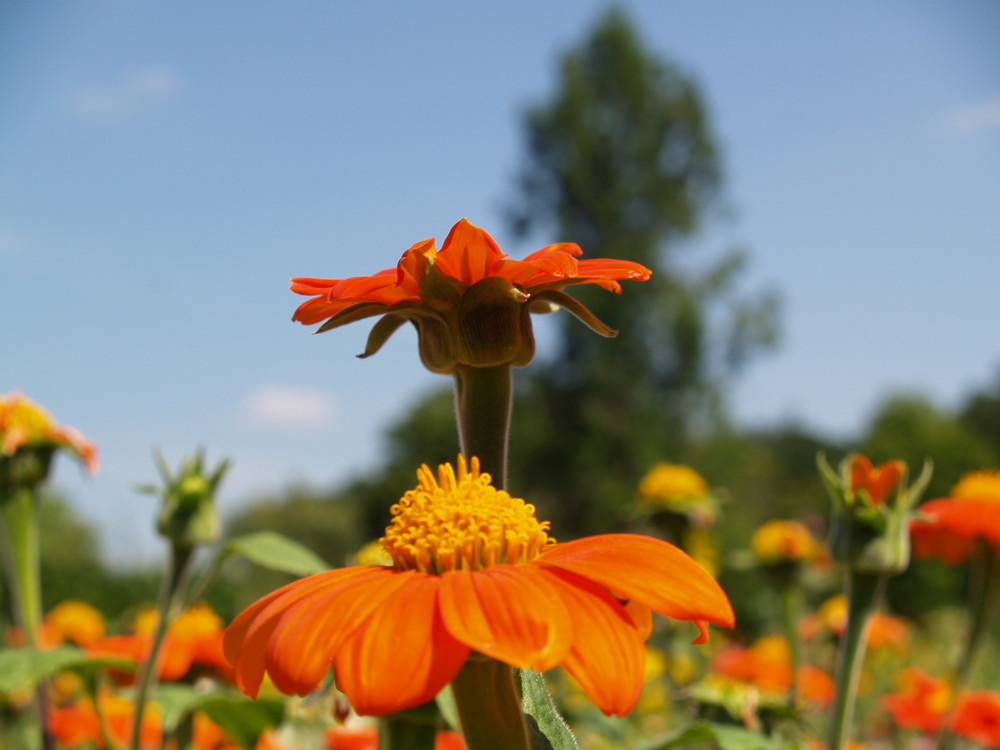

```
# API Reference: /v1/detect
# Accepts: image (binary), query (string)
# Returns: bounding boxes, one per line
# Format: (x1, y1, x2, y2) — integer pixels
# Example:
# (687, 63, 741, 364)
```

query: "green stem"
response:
(779, 582, 802, 707)
(452, 365, 513, 489)
(377, 712, 439, 750)
(827, 571, 886, 750)
(451, 657, 530, 750)
(937, 542, 999, 750)
(1, 485, 55, 750)
(955, 542, 998, 688)
(1, 486, 42, 641)
(130, 543, 195, 750)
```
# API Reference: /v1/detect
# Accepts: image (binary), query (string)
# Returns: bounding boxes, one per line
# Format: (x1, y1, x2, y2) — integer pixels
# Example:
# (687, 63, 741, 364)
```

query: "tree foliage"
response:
(503, 9, 779, 535)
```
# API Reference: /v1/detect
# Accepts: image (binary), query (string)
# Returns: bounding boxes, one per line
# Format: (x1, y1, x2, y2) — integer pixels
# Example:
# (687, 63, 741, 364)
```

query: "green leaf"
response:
(0, 646, 135, 694)
(154, 684, 284, 750)
(630, 721, 787, 750)
(224, 531, 330, 576)
(519, 670, 578, 750)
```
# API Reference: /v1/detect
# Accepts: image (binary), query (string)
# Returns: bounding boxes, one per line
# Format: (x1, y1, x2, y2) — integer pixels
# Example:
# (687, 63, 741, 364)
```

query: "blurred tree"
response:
(959, 368, 1000, 458)
(859, 393, 998, 499)
(504, 8, 779, 534)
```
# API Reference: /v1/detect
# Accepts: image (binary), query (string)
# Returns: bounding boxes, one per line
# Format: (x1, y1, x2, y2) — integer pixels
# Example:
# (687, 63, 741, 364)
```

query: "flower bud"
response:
(139, 451, 229, 549)
(818, 453, 932, 575)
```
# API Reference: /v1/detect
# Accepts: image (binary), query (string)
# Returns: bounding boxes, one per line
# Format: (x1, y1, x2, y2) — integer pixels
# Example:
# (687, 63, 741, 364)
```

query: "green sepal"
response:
(533, 290, 618, 338)
(519, 670, 578, 750)
(142, 450, 229, 547)
(315, 302, 393, 334)
(358, 314, 408, 359)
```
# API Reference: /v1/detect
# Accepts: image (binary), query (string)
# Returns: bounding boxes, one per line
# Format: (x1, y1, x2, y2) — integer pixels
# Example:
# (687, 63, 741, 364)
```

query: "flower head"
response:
(0, 392, 98, 485)
(751, 519, 820, 566)
(44, 600, 105, 647)
(291, 219, 651, 373)
(951, 690, 1000, 747)
(911, 470, 1000, 564)
(798, 594, 911, 650)
(882, 668, 951, 734)
(224, 457, 732, 717)
(708, 636, 834, 707)
(849, 455, 905, 506)
(818, 452, 932, 574)
(636, 463, 715, 520)
(87, 602, 230, 683)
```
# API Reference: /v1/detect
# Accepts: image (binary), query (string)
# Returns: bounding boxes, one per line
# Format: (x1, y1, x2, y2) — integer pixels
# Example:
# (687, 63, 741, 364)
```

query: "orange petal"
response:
(541, 568, 646, 717)
(434, 219, 507, 284)
(264, 567, 416, 696)
(537, 534, 734, 640)
(224, 568, 373, 698)
(157, 635, 195, 681)
(334, 575, 469, 715)
(438, 566, 572, 671)
(396, 238, 437, 291)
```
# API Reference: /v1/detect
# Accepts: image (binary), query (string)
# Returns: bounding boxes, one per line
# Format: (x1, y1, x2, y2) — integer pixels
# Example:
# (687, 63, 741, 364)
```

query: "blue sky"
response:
(3, 1, 999, 563)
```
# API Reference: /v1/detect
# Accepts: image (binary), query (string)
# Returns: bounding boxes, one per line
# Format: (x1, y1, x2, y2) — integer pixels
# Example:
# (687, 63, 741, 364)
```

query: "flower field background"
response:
(4, 7, 1000, 750)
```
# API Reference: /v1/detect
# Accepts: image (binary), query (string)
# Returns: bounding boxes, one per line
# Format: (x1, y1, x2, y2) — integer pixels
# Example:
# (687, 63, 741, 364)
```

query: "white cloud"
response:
(69, 65, 181, 119)
(941, 95, 1000, 137)
(243, 386, 336, 426)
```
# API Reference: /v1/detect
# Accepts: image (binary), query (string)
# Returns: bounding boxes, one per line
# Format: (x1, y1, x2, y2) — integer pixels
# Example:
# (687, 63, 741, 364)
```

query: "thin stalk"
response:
(827, 571, 886, 750)
(451, 657, 530, 750)
(86, 674, 121, 750)
(130, 544, 195, 750)
(1, 485, 55, 750)
(179, 550, 229, 610)
(779, 582, 803, 707)
(937, 542, 999, 750)
(1, 487, 42, 640)
(452, 365, 513, 489)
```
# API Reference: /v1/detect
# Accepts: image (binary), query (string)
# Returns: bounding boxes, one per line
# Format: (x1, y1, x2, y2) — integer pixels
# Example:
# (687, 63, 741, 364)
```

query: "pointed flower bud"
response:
(137, 450, 229, 549)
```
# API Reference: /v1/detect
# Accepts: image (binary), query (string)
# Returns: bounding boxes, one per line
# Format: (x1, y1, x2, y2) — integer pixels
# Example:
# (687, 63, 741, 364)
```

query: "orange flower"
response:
(751, 520, 819, 564)
(799, 594, 911, 650)
(44, 600, 105, 647)
(711, 636, 793, 693)
(797, 664, 835, 709)
(0, 391, 98, 475)
(291, 219, 651, 373)
(849, 455, 904, 506)
(325, 725, 378, 750)
(47, 692, 162, 749)
(87, 603, 229, 683)
(951, 690, 1000, 747)
(882, 668, 951, 734)
(324, 726, 467, 750)
(911, 470, 1000, 564)
(709, 636, 833, 707)
(224, 457, 732, 717)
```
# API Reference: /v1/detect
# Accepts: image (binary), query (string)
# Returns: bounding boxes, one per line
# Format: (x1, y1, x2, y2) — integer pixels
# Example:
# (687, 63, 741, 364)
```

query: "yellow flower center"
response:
(380, 456, 554, 574)
(951, 470, 1000, 502)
